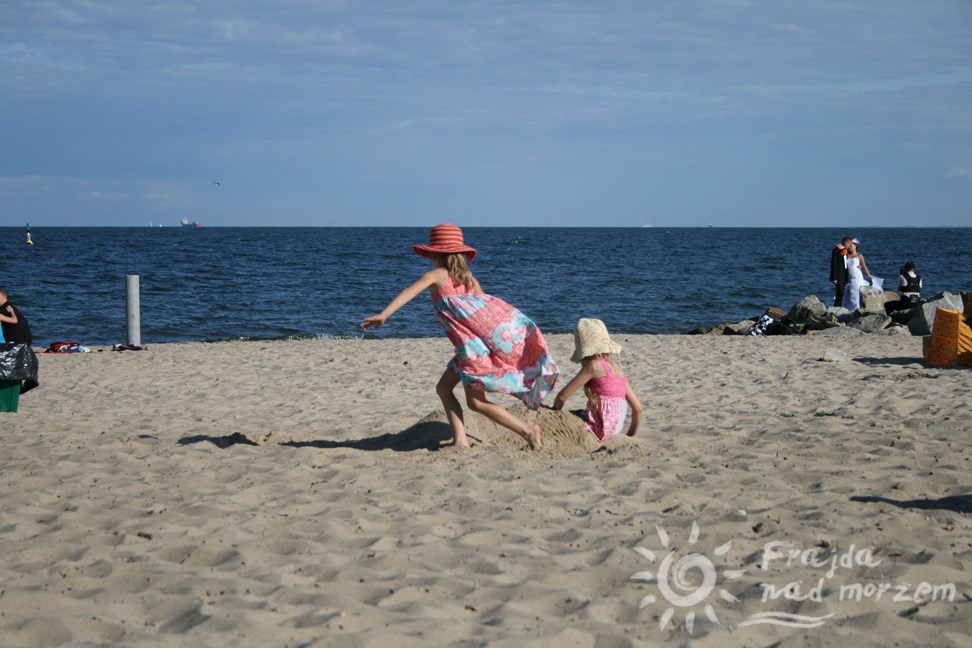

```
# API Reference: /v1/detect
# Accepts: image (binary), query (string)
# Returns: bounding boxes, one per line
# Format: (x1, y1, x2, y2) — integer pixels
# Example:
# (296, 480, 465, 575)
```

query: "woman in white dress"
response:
(841, 240, 875, 311)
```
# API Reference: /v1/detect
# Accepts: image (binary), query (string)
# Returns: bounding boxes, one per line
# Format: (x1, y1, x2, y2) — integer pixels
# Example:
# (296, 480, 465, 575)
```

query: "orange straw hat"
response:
(412, 224, 477, 261)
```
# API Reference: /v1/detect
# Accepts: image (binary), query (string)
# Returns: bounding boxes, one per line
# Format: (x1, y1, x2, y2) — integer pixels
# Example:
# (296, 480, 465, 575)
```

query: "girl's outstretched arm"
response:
(360, 268, 445, 330)
(552, 362, 596, 410)
(625, 382, 644, 437)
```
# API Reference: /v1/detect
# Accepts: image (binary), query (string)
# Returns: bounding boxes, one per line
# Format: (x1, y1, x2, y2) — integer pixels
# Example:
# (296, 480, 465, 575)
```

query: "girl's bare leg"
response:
(436, 369, 470, 448)
(464, 387, 542, 449)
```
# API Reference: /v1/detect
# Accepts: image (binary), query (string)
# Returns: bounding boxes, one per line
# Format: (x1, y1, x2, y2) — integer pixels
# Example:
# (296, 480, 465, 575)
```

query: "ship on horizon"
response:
(181, 217, 201, 228)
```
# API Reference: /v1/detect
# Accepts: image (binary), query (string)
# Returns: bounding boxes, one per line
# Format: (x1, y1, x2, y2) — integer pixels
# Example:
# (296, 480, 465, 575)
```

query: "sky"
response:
(1, 1, 970, 227)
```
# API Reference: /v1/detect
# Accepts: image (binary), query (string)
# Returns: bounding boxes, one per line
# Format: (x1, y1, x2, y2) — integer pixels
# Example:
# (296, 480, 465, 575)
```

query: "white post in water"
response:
(126, 275, 141, 346)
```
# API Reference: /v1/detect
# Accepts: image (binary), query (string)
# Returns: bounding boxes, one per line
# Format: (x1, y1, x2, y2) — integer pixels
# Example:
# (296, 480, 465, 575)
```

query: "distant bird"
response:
(213, 180, 220, 186)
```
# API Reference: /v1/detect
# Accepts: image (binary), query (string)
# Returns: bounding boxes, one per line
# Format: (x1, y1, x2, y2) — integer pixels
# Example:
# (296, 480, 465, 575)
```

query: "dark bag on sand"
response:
(0, 343, 39, 391)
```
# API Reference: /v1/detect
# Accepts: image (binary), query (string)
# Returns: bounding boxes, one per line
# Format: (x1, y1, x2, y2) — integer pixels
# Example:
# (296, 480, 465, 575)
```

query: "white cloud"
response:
(1, 1, 970, 225)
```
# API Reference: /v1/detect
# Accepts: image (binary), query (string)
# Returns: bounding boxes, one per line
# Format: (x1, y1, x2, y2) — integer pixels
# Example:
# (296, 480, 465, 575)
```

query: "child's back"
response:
(553, 319, 644, 441)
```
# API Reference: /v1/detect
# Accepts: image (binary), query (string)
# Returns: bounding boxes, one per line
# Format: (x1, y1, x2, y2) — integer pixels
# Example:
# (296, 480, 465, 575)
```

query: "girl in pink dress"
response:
(553, 318, 644, 441)
(361, 224, 559, 449)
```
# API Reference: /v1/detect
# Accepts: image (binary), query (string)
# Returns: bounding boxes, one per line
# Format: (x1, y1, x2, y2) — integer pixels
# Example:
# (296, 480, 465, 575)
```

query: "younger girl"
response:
(361, 224, 559, 449)
(553, 318, 643, 441)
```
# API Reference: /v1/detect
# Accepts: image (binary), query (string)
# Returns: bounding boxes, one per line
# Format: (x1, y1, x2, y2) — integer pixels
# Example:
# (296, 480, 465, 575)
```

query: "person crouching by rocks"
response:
(885, 261, 923, 315)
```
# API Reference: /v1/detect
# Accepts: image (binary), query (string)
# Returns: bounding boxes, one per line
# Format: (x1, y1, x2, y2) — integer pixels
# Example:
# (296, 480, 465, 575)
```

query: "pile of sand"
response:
(409, 403, 602, 457)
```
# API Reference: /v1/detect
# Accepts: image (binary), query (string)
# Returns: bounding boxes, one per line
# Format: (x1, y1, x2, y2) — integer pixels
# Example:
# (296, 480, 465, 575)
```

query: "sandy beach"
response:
(1, 333, 969, 647)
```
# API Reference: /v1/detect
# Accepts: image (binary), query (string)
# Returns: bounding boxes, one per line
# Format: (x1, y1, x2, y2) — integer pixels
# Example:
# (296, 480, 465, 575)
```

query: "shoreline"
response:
(4, 333, 969, 646)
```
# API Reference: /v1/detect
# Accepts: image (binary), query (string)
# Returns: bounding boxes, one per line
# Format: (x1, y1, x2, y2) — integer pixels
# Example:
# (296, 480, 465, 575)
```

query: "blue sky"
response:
(2, 1, 970, 227)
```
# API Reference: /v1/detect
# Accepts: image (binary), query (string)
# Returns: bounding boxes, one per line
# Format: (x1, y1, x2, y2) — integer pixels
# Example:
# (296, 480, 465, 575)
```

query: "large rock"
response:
(724, 319, 756, 335)
(803, 316, 842, 332)
(820, 348, 850, 362)
(860, 286, 887, 313)
(848, 313, 892, 334)
(880, 325, 911, 336)
(825, 306, 854, 324)
(907, 292, 965, 336)
(889, 306, 918, 326)
(694, 322, 734, 335)
(788, 295, 827, 323)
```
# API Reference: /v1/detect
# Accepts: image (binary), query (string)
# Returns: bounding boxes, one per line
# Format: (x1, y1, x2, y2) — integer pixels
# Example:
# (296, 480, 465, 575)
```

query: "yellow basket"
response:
(959, 317, 972, 367)
(923, 308, 972, 367)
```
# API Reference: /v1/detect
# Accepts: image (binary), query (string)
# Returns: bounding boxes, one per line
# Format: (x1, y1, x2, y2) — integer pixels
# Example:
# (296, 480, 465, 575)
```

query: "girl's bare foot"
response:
(525, 423, 542, 449)
(452, 430, 471, 448)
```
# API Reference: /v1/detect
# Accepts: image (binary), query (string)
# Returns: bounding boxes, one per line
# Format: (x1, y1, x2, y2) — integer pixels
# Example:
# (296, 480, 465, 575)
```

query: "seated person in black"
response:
(885, 261, 923, 314)
(0, 287, 32, 346)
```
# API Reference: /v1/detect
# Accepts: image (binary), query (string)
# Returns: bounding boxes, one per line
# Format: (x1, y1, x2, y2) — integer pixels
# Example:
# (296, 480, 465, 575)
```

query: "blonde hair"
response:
(432, 252, 476, 291)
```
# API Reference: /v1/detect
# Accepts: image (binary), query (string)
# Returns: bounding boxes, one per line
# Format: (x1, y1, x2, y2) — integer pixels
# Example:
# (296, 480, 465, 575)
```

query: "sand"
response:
(1, 333, 969, 647)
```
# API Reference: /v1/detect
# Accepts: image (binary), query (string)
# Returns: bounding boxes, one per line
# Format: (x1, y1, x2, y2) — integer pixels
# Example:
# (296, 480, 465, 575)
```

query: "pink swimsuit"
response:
(585, 357, 629, 441)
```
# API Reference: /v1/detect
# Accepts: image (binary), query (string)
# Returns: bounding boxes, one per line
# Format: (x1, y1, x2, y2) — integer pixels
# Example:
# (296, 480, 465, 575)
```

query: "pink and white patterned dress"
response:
(431, 277, 559, 409)
(584, 356, 629, 441)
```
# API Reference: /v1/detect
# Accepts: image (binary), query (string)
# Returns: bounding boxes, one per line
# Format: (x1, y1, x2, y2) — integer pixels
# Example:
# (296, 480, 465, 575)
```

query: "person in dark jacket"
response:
(0, 287, 37, 405)
(885, 261, 924, 315)
(829, 236, 853, 307)
(0, 288, 32, 346)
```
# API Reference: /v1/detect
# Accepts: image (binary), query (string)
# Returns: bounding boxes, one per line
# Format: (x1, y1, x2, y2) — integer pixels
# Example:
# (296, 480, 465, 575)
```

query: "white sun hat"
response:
(570, 318, 622, 363)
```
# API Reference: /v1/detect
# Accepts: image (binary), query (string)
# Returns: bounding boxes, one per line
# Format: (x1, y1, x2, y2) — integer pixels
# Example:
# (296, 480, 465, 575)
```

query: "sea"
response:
(1, 227, 969, 347)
